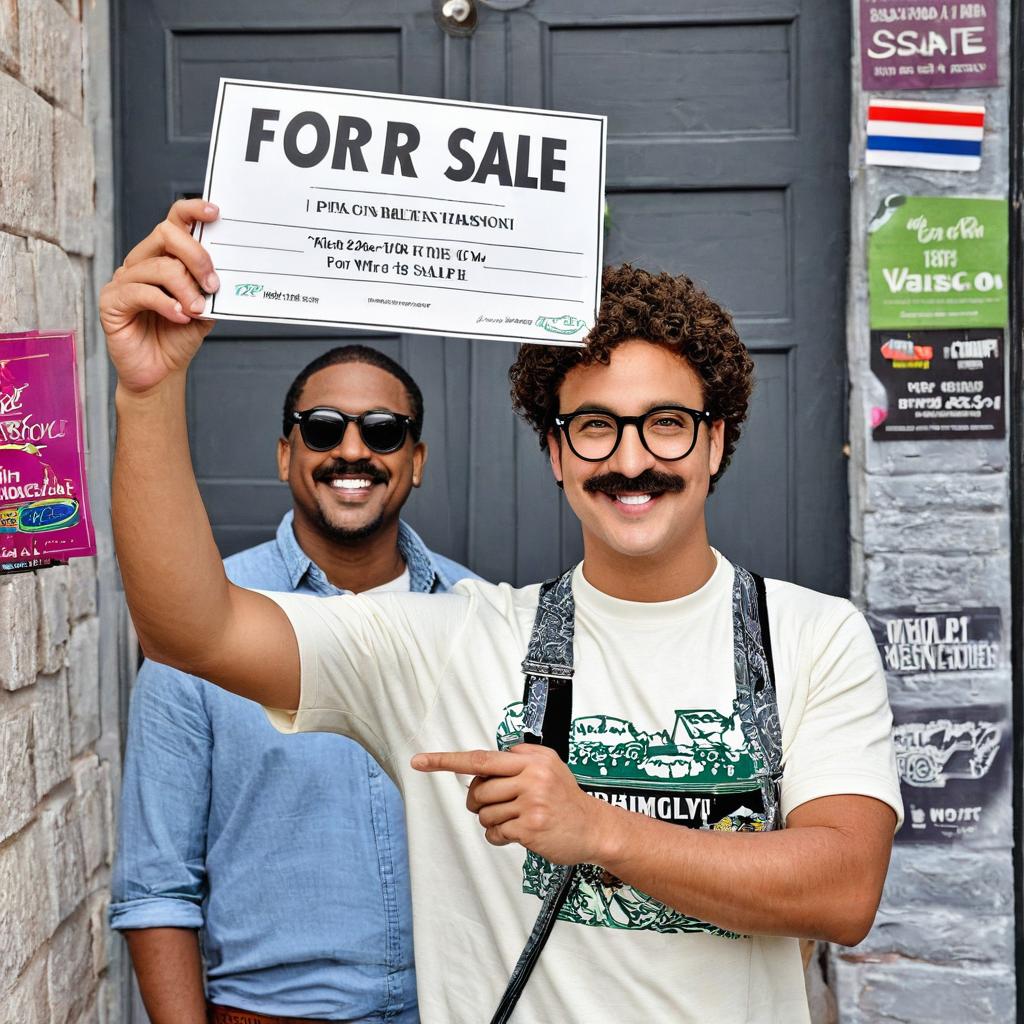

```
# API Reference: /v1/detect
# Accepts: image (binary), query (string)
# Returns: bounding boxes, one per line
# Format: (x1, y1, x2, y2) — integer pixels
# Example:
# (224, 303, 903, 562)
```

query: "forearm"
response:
(591, 800, 888, 945)
(125, 928, 207, 1024)
(113, 375, 231, 670)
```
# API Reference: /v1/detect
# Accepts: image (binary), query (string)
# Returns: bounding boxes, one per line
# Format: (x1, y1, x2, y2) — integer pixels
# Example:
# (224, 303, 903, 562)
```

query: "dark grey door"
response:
(116, 0, 849, 593)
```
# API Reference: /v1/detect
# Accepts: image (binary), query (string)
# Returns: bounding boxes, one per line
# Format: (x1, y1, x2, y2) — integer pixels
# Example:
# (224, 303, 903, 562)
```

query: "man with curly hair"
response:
(104, 200, 901, 1024)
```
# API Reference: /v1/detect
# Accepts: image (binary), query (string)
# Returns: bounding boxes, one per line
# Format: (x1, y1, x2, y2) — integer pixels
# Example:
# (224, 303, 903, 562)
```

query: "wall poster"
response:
(0, 332, 96, 572)
(868, 195, 1008, 330)
(892, 703, 1009, 844)
(867, 606, 1001, 674)
(860, 0, 998, 90)
(870, 327, 1005, 439)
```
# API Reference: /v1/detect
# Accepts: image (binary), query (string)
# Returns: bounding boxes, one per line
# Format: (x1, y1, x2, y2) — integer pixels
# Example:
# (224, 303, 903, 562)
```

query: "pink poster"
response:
(0, 332, 96, 572)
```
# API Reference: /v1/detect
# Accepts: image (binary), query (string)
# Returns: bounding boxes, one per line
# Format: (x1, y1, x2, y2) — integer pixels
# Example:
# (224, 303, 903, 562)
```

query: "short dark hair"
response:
(282, 345, 424, 440)
(508, 264, 754, 491)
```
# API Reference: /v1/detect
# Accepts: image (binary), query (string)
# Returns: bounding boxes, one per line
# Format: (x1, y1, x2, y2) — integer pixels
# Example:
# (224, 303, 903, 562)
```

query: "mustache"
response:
(313, 459, 389, 485)
(583, 469, 684, 495)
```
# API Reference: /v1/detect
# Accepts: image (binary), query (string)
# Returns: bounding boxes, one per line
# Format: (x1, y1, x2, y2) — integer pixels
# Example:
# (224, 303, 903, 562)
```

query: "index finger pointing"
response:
(411, 750, 524, 777)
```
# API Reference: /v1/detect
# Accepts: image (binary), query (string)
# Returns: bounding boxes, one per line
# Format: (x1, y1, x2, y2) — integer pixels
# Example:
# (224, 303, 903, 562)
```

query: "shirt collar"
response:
(275, 510, 444, 594)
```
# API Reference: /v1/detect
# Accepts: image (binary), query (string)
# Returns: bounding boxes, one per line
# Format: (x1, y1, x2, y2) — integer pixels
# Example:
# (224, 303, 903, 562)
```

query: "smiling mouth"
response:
(599, 490, 663, 512)
(319, 475, 382, 499)
(328, 477, 375, 491)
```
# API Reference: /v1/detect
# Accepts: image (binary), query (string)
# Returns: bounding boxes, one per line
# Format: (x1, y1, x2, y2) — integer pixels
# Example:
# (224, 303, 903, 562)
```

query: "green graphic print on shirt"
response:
(496, 702, 767, 936)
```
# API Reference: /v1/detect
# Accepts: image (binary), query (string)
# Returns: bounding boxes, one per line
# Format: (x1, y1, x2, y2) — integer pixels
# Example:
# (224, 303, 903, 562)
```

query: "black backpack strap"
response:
(491, 569, 577, 1024)
(751, 572, 776, 691)
(732, 566, 784, 829)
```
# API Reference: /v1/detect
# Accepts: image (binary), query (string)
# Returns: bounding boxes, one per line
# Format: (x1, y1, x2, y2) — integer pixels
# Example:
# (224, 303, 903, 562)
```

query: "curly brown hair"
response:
(509, 264, 754, 491)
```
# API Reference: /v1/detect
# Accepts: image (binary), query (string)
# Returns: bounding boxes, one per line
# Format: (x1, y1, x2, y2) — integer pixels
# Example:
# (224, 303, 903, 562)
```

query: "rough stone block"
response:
(31, 238, 81, 334)
(864, 509, 1003, 556)
(68, 555, 97, 620)
(0, 0, 18, 74)
(882, 847, 1013, 914)
(36, 563, 70, 674)
(33, 671, 71, 797)
(0, 70, 54, 237)
(865, 472, 1007, 515)
(0, 952, 49, 1023)
(0, 573, 39, 690)
(0, 230, 38, 330)
(18, 0, 81, 114)
(866, 439, 1007, 477)
(850, 907, 1013, 966)
(67, 616, 100, 755)
(0, 823, 53, 978)
(88, 890, 108, 980)
(40, 788, 85, 926)
(54, 105, 94, 255)
(72, 753, 109, 877)
(833, 959, 1015, 1023)
(865, 553, 1009, 608)
(47, 910, 96, 1024)
(0, 702, 34, 842)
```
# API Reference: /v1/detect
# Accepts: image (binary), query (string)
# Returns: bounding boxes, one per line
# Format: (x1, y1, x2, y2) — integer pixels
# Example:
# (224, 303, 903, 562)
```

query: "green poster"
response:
(868, 196, 1008, 329)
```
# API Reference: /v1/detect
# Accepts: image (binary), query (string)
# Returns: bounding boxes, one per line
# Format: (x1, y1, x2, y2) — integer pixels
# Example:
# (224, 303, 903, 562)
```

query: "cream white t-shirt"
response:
(261, 552, 902, 1024)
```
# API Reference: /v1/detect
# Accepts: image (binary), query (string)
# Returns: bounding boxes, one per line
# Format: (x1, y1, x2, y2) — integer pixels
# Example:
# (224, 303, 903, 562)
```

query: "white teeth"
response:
(330, 478, 373, 490)
(618, 494, 652, 505)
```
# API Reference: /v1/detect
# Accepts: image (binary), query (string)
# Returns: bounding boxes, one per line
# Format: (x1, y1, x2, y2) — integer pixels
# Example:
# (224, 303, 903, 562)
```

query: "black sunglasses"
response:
(289, 407, 417, 454)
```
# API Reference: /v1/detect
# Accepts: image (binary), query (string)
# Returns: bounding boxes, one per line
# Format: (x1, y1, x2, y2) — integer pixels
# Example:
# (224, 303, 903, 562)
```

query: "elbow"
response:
(136, 634, 200, 677)
(821, 896, 881, 948)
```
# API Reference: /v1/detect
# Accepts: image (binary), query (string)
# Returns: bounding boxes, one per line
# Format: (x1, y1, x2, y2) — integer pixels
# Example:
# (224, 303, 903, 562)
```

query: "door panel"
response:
(507, 1, 849, 590)
(117, 0, 849, 592)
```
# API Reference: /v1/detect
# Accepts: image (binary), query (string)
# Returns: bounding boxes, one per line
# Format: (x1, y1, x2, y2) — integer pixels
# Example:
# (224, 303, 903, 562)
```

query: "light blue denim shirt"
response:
(109, 513, 478, 1021)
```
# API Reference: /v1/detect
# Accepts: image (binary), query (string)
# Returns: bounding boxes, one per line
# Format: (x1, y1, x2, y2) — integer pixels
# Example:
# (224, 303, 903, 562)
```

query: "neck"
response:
(580, 526, 717, 603)
(290, 511, 406, 593)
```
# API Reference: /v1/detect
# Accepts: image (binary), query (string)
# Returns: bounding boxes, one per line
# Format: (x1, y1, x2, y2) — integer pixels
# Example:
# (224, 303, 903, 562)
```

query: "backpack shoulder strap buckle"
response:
(520, 659, 574, 681)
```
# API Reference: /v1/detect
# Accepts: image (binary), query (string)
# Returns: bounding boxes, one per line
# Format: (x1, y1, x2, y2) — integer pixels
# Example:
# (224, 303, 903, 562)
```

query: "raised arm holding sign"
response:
(103, 184, 901, 1022)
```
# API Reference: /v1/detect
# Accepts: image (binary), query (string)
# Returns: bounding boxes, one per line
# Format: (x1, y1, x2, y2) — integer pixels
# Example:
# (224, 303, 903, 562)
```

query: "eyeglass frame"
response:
(552, 404, 714, 463)
(288, 406, 420, 454)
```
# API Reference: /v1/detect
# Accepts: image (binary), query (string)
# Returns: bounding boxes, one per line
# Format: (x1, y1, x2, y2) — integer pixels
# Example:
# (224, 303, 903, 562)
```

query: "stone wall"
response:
(834, 0, 1016, 1020)
(0, 0, 120, 1020)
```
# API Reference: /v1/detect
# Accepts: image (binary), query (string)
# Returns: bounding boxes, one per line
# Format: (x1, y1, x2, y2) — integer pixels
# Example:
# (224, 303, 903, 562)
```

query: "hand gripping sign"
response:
(196, 79, 607, 346)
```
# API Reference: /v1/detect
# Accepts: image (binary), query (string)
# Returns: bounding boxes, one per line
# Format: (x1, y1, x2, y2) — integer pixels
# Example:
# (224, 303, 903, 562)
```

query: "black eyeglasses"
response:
(553, 405, 713, 462)
(289, 407, 417, 454)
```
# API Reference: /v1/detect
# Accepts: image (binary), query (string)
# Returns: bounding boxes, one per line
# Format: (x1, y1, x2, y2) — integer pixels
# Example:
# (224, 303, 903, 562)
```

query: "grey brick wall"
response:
(834, 1, 1015, 1020)
(0, 0, 120, 1020)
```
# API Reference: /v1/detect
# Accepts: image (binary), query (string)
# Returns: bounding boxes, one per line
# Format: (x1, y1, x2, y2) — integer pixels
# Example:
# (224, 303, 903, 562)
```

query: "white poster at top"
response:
(197, 79, 607, 346)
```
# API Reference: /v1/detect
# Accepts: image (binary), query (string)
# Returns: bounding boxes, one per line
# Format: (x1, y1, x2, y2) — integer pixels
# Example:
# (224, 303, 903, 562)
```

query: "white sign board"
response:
(197, 79, 606, 346)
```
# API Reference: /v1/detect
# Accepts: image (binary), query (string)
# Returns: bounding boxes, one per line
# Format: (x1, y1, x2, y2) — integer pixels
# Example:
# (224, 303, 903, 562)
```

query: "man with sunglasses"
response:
(109, 336, 476, 1024)
(104, 199, 900, 1023)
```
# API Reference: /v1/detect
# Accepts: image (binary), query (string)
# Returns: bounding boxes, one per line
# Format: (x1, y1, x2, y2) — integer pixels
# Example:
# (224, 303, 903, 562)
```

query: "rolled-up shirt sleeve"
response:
(257, 589, 472, 771)
(780, 599, 904, 829)
(109, 659, 213, 931)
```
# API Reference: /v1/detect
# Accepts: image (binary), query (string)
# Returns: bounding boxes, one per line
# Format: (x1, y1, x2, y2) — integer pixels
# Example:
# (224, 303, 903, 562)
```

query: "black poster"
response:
(893, 703, 1010, 845)
(870, 328, 1005, 440)
(867, 606, 1001, 675)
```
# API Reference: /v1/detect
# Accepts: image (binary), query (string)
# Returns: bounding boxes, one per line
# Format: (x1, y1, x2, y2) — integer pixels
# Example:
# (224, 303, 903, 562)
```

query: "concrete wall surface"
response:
(0, 0, 122, 1020)
(835, 0, 1016, 1020)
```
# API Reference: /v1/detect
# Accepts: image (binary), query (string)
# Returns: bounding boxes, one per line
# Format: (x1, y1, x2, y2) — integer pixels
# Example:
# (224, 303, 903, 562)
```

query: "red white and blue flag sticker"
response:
(866, 99, 985, 172)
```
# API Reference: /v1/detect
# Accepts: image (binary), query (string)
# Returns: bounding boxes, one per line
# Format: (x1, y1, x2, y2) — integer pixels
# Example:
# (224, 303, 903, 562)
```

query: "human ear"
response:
(412, 441, 428, 487)
(276, 437, 291, 483)
(546, 430, 564, 489)
(708, 419, 725, 478)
